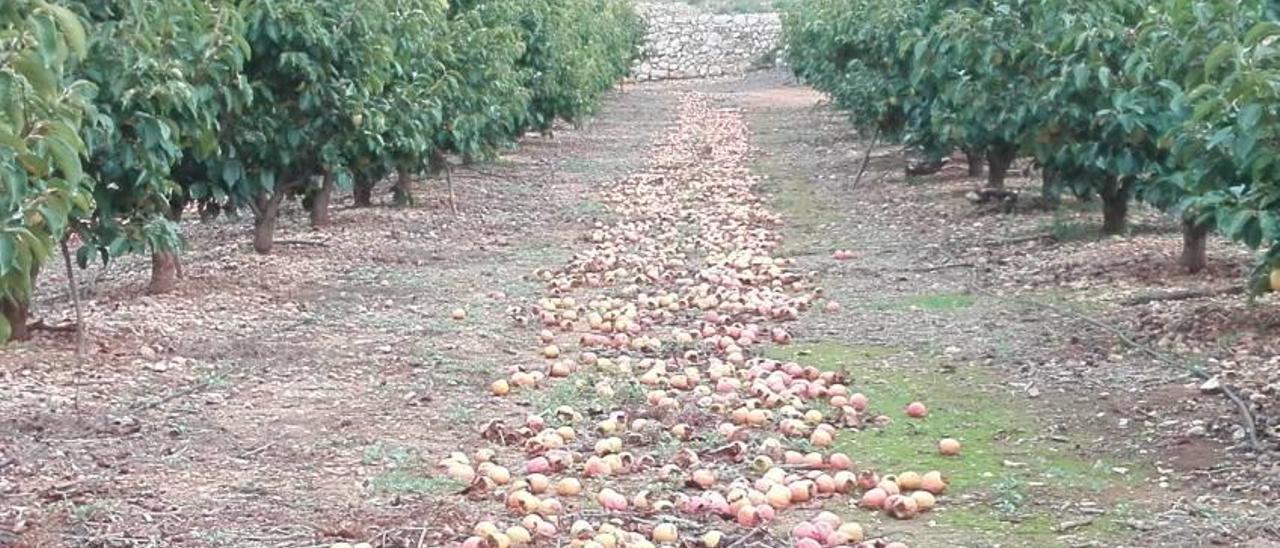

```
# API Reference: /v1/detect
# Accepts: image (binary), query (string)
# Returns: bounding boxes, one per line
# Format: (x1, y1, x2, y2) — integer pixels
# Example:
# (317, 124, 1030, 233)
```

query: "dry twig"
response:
(849, 127, 880, 189)
(1120, 286, 1243, 306)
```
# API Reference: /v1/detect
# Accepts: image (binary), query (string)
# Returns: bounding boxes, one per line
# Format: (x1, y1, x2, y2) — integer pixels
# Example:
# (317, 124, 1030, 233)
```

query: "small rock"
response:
(1231, 425, 1247, 441)
(1199, 377, 1221, 393)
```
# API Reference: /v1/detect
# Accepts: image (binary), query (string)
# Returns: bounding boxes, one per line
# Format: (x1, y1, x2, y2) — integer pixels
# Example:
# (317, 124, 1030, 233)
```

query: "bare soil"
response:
(2, 71, 1278, 548)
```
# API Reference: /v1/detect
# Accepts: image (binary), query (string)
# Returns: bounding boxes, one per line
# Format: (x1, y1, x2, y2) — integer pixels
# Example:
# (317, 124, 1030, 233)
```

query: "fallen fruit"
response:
(691, 469, 716, 489)
(828, 452, 852, 470)
(897, 471, 921, 491)
(702, 530, 723, 547)
(506, 526, 532, 544)
(490, 379, 510, 396)
(860, 487, 888, 509)
(556, 477, 583, 497)
(911, 490, 936, 511)
(527, 474, 550, 493)
(921, 471, 947, 494)
(837, 522, 864, 542)
(906, 401, 928, 418)
(886, 494, 919, 519)
(792, 521, 817, 540)
(652, 523, 678, 543)
(939, 437, 961, 456)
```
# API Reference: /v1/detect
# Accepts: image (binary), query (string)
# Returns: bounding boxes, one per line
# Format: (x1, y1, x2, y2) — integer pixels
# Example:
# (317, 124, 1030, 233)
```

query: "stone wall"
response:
(631, 3, 782, 81)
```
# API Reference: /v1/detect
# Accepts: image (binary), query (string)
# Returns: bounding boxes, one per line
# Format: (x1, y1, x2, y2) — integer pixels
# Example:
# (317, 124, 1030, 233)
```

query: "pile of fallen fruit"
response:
(434, 94, 956, 547)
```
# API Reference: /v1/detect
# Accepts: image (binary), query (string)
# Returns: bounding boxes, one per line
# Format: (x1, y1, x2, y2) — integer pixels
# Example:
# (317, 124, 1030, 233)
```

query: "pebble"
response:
(1199, 377, 1221, 393)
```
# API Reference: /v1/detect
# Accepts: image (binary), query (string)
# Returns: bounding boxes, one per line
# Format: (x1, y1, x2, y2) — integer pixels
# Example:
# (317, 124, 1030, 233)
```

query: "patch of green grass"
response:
(771, 342, 1149, 544)
(768, 341, 900, 369)
(571, 199, 613, 219)
(561, 156, 631, 181)
(445, 401, 476, 422)
(906, 293, 976, 310)
(863, 292, 977, 312)
(371, 470, 463, 495)
(1042, 215, 1100, 242)
(935, 504, 1055, 536)
(761, 167, 843, 255)
(192, 530, 234, 546)
(70, 502, 111, 524)
(364, 442, 463, 495)
(527, 373, 648, 418)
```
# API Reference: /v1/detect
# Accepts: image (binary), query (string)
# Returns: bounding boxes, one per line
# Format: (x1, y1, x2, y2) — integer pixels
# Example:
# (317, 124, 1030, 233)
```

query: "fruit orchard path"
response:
(1, 84, 678, 547)
(2, 72, 1276, 548)
(708, 71, 1278, 546)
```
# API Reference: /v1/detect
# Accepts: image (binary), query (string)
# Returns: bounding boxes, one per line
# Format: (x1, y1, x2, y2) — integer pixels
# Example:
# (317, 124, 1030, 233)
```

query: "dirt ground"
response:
(2, 71, 1278, 548)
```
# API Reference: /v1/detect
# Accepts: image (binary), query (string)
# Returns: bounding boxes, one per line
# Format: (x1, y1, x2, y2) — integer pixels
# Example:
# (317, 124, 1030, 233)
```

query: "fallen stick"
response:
(445, 162, 459, 215)
(990, 293, 1263, 452)
(29, 319, 78, 333)
(60, 239, 87, 357)
(273, 239, 329, 247)
(1121, 286, 1243, 306)
(986, 232, 1056, 246)
(849, 127, 880, 189)
(1054, 516, 1095, 533)
(906, 262, 976, 273)
(726, 526, 767, 548)
(945, 248, 1264, 452)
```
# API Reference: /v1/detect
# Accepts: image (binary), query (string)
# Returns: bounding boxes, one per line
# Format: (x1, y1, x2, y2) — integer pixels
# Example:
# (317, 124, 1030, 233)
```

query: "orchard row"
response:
(783, 0, 1280, 288)
(0, 0, 641, 342)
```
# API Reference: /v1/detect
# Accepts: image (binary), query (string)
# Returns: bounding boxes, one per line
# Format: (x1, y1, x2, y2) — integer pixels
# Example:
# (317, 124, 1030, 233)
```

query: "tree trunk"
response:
(1180, 217, 1210, 273)
(353, 178, 373, 208)
(169, 194, 187, 222)
(393, 167, 414, 207)
(1099, 175, 1130, 235)
(199, 202, 221, 222)
(149, 250, 179, 294)
(1041, 166, 1061, 211)
(429, 150, 458, 214)
(1, 295, 30, 341)
(986, 146, 1016, 189)
(252, 191, 285, 254)
(311, 171, 335, 227)
(965, 148, 984, 177)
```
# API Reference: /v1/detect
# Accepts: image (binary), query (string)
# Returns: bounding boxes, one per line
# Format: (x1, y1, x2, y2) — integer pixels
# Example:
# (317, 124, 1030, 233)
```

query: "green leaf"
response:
(1072, 65, 1088, 90)
(1204, 42, 1237, 79)
(0, 314, 10, 344)
(0, 237, 13, 276)
(44, 135, 82, 183)
(1235, 129, 1258, 163)
(43, 3, 87, 56)
(1243, 21, 1280, 46)
(12, 50, 57, 99)
(1238, 103, 1262, 132)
